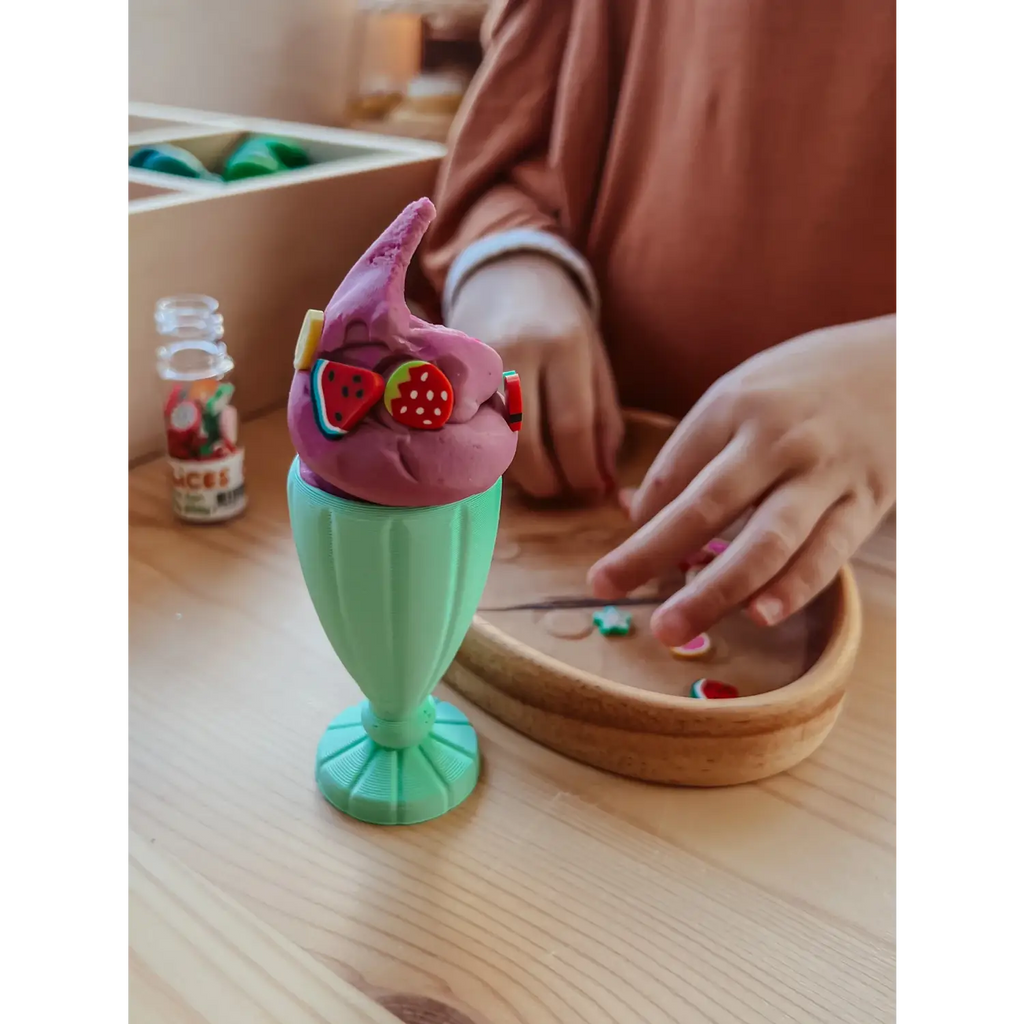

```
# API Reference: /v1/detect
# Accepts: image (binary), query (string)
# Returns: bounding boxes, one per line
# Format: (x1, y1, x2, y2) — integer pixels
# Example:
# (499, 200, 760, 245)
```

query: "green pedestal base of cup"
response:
(288, 460, 499, 826)
(315, 699, 480, 825)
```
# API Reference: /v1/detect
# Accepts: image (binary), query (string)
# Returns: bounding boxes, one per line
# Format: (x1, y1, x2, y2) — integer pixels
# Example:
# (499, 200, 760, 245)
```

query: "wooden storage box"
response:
(129, 102, 445, 462)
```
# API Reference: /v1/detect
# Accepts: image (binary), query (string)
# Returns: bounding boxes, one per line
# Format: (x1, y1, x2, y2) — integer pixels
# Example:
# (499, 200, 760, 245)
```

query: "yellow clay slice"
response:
(293, 309, 325, 370)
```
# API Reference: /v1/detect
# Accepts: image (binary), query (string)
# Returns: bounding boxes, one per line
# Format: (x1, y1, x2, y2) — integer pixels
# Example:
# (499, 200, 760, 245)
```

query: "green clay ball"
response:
(129, 144, 219, 180)
(222, 135, 311, 181)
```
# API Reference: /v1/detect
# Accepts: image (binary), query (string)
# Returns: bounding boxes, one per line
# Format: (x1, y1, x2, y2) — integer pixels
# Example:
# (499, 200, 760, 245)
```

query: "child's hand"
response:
(588, 316, 896, 645)
(449, 253, 623, 499)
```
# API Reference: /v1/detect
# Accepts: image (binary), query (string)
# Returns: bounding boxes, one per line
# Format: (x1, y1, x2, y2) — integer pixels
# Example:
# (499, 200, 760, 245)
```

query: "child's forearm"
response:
(422, 0, 605, 320)
(444, 229, 599, 322)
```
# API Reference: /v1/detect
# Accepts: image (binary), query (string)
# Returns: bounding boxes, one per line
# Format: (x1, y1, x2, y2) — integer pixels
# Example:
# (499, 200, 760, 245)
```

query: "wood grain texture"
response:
(129, 409, 896, 1024)
(130, 832, 402, 1024)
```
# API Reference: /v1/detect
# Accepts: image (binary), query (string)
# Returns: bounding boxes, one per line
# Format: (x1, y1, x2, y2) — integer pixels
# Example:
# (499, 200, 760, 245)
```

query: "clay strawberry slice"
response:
(502, 369, 522, 431)
(311, 359, 385, 438)
(690, 678, 739, 700)
(383, 360, 453, 430)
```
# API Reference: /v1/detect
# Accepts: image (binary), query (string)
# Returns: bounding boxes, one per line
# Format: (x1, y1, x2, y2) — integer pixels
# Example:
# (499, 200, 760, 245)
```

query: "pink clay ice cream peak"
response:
(288, 198, 517, 506)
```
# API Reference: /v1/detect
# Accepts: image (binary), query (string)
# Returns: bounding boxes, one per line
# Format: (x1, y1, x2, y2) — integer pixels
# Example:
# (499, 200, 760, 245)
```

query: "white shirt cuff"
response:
(442, 228, 601, 321)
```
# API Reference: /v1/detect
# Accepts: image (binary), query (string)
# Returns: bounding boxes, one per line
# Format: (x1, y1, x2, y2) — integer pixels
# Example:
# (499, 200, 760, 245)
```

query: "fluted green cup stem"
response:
(361, 699, 436, 749)
(287, 459, 501, 824)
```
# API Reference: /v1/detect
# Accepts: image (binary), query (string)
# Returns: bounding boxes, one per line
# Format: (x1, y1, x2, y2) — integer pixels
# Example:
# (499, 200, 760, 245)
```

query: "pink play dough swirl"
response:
(287, 199, 517, 507)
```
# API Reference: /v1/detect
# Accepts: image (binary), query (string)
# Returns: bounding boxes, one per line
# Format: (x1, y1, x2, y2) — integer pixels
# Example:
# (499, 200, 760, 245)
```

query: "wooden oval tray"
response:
(447, 410, 862, 786)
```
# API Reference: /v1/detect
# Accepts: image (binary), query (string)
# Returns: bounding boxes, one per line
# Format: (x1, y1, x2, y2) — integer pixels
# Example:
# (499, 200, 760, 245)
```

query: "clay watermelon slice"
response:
(383, 360, 453, 430)
(690, 679, 739, 700)
(311, 359, 385, 438)
(670, 633, 713, 659)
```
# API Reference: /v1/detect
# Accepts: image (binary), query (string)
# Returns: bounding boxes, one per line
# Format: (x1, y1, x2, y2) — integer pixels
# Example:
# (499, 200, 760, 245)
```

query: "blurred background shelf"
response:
(128, 103, 445, 463)
(345, 1, 486, 142)
(358, 0, 487, 16)
(349, 113, 454, 143)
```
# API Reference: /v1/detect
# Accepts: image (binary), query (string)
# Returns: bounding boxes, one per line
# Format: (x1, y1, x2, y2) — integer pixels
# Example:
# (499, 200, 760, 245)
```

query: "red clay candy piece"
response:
(502, 369, 523, 431)
(705, 538, 730, 556)
(312, 359, 385, 438)
(690, 678, 739, 700)
(167, 400, 202, 458)
(384, 360, 453, 430)
(164, 384, 187, 419)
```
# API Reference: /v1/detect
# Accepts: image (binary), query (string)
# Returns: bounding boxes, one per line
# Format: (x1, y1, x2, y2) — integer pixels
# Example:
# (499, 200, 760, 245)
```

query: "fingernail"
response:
(588, 565, 622, 600)
(752, 596, 784, 626)
(617, 487, 637, 515)
(651, 607, 692, 647)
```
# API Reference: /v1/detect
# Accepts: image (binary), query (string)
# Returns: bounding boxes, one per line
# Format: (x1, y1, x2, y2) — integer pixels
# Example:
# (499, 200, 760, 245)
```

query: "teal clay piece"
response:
(129, 144, 219, 180)
(287, 460, 500, 825)
(222, 135, 310, 181)
(593, 606, 633, 636)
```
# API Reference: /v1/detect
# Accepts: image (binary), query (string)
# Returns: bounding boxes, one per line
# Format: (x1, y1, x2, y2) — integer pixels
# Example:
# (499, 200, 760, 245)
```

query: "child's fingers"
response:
(648, 474, 840, 646)
(747, 495, 875, 626)
(588, 439, 775, 598)
(544, 346, 605, 495)
(617, 487, 637, 514)
(510, 366, 562, 498)
(629, 402, 734, 527)
(593, 345, 625, 486)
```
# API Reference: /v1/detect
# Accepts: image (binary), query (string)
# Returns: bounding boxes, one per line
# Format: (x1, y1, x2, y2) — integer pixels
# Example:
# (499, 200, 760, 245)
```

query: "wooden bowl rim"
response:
(463, 409, 863, 722)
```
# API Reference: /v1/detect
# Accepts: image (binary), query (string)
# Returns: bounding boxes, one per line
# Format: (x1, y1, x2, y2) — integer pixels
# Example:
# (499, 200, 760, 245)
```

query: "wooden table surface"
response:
(129, 410, 896, 1024)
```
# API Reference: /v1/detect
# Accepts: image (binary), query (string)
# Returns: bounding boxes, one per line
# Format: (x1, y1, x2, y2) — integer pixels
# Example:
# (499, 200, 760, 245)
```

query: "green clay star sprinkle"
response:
(593, 606, 633, 636)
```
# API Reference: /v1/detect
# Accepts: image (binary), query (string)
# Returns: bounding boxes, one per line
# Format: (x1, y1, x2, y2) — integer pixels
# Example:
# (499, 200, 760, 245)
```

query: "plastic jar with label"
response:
(155, 295, 247, 522)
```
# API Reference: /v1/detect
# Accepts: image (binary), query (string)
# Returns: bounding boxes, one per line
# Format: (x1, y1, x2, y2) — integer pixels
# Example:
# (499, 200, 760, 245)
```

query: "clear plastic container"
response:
(155, 295, 247, 522)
